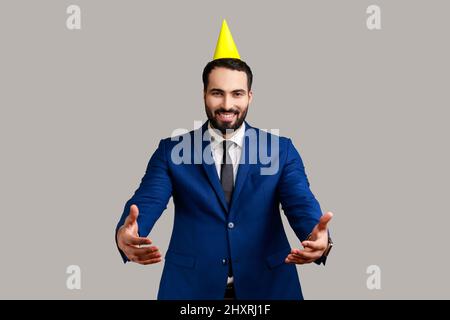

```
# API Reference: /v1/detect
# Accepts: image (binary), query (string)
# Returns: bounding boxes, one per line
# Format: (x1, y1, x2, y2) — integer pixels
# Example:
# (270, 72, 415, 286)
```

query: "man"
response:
(115, 20, 333, 300)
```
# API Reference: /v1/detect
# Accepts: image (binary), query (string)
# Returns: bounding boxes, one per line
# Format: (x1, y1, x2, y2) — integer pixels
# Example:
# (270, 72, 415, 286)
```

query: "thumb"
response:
(124, 204, 139, 227)
(317, 211, 333, 231)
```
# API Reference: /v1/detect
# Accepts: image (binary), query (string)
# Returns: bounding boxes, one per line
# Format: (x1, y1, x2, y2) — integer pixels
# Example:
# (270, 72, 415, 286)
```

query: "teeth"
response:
(219, 113, 235, 118)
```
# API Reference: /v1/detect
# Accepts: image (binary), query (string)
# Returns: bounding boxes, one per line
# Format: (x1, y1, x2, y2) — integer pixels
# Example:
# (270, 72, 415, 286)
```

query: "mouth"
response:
(216, 111, 238, 123)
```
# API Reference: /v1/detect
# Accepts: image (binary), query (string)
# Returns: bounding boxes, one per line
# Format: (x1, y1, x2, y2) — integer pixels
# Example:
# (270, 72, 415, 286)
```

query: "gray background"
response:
(1, 0, 449, 299)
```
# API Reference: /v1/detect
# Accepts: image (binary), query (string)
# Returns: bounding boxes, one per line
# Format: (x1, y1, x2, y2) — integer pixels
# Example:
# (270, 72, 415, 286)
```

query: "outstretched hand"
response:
(285, 211, 333, 265)
(117, 204, 162, 265)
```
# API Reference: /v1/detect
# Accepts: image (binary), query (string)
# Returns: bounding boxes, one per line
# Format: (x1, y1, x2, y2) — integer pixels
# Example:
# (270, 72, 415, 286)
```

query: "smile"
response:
(216, 112, 237, 122)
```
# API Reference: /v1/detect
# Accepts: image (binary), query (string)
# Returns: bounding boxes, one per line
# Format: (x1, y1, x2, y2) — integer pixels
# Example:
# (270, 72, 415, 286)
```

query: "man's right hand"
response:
(116, 204, 162, 265)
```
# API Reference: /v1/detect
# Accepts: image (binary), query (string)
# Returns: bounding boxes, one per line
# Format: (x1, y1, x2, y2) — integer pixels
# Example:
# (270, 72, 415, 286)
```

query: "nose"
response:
(223, 95, 235, 111)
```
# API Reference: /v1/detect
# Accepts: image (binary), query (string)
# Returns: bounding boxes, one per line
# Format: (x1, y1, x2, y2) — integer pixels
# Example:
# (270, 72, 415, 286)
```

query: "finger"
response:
(124, 204, 139, 227)
(302, 240, 326, 251)
(291, 248, 316, 255)
(290, 249, 316, 260)
(285, 255, 310, 265)
(128, 246, 160, 257)
(137, 257, 163, 265)
(285, 252, 309, 263)
(125, 234, 152, 246)
(127, 247, 160, 262)
(317, 211, 333, 231)
(291, 249, 320, 260)
(287, 253, 317, 264)
(133, 249, 162, 262)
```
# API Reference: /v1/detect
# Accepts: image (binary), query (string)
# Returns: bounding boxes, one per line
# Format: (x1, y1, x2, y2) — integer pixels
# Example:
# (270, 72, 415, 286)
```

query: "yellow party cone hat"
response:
(213, 19, 241, 60)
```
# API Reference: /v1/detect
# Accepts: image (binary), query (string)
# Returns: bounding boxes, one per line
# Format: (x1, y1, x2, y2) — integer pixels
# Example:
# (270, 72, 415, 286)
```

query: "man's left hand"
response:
(285, 211, 333, 265)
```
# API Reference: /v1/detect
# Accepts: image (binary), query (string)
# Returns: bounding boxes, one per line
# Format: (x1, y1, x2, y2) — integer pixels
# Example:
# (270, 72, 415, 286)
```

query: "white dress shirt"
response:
(208, 121, 245, 181)
(207, 121, 246, 285)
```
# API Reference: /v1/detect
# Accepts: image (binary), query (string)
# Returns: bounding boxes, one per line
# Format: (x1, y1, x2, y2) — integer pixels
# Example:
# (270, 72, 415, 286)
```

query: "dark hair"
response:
(202, 58, 253, 92)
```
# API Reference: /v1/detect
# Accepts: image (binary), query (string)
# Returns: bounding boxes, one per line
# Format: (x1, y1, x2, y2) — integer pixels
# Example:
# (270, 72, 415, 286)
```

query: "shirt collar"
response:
(208, 121, 246, 149)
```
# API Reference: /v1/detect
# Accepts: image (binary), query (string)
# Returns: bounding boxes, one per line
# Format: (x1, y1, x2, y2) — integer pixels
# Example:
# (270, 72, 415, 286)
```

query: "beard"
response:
(205, 103, 249, 135)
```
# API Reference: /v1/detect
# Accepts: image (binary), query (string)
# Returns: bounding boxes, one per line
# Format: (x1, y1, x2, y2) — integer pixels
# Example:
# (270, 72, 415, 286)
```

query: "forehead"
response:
(207, 67, 248, 91)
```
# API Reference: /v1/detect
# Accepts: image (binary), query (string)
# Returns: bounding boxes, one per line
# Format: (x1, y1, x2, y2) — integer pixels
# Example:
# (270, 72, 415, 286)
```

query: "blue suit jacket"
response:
(116, 121, 325, 300)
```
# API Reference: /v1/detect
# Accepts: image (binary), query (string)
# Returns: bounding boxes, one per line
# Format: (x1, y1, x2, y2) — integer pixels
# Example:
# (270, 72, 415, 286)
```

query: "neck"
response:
(210, 122, 243, 139)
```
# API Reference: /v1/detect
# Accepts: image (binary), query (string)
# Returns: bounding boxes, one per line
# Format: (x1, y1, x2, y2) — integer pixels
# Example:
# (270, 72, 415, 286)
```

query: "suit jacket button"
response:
(228, 222, 234, 229)
(222, 258, 227, 265)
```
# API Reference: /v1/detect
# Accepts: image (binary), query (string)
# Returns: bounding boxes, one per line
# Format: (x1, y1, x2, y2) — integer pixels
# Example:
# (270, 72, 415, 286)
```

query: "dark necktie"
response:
(220, 140, 234, 206)
(220, 140, 234, 278)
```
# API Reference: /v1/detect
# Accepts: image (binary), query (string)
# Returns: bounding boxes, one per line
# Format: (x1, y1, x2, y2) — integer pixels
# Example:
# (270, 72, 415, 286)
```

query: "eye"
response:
(212, 92, 222, 96)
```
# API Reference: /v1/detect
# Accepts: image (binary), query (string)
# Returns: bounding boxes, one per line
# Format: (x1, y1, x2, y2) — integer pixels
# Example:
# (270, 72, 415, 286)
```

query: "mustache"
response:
(215, 108, 239, 114)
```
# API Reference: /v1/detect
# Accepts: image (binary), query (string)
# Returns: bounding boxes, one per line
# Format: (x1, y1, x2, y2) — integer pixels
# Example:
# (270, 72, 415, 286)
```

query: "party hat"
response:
(213, 19, 241, 60)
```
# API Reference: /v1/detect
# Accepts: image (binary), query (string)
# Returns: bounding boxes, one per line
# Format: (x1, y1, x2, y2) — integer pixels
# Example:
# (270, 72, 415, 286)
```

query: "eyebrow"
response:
(209, 88, 247, 94)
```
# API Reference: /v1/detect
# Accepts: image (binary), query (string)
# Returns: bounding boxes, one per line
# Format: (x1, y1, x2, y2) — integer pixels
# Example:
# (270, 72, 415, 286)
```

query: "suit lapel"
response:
(229, 122, 254, 213)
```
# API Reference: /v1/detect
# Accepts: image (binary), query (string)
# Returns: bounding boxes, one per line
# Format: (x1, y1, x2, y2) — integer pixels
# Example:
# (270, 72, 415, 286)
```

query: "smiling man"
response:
(115, 20, 333, 300)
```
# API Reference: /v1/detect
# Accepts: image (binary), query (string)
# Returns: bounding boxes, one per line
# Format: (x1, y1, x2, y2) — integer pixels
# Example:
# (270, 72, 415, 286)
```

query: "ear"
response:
(248, 90, 253, 104)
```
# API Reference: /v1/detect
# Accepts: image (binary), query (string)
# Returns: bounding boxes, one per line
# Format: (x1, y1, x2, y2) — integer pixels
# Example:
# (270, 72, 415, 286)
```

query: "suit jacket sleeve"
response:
(277, 138, 327, 265)
(115, 139, 173, 263)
